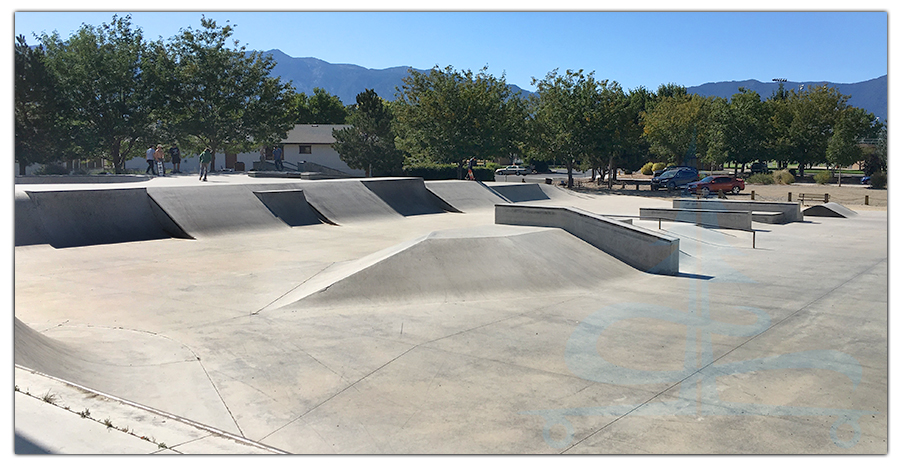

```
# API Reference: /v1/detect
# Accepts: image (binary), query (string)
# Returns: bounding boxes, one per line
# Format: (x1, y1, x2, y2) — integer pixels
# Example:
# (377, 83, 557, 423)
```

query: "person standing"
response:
(169, 144, 181, 173)
(466, 157, 476, 180)
(146, 146, 157, 175)
(154, 145, 166, 176)
(199, 147, 212, 181)
(273, 146, 283, 171)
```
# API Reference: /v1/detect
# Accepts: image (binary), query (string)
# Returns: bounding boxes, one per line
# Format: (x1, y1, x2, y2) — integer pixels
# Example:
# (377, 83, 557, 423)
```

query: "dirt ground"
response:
(571, 176, 887, 211)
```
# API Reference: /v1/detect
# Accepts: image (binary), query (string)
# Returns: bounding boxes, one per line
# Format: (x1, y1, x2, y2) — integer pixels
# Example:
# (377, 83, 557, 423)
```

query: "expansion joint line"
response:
(251, 262, 335, 315)
(560, 257, 885, 454)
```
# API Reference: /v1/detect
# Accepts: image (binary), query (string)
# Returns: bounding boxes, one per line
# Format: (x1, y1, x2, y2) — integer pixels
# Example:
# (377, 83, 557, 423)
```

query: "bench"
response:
(797, 193, 829, 205)
(619, 180, 653, 190)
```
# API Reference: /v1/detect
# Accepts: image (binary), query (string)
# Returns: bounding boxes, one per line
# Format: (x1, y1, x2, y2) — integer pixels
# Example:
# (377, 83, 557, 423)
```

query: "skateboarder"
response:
(199, 147, 212, 181)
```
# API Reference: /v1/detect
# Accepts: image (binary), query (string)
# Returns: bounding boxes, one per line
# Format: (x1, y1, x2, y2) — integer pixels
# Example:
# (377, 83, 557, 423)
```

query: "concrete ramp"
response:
(14, 317, 240, 434)
(803, 202, 858, 218)
(15, 190, 50, 246)
(253, 189, 330, 226)
(147, 185, 292, 237)
(298, 179, 405, 224)
(22, 188, 189, 248)
(263, 225, 638, 310)
(424, 180, 510, 211)
(487, 182, 552, 202)
(362, 177, 460, 215)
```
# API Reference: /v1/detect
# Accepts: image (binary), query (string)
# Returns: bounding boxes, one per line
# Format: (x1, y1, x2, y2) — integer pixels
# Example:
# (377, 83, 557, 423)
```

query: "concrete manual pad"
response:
(12, 175, 888, 455)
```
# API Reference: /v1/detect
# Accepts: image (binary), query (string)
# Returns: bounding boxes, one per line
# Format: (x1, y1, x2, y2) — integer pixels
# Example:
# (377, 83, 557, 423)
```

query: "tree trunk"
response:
(566, 159, 574, 188)
(19, 161, 26, 176)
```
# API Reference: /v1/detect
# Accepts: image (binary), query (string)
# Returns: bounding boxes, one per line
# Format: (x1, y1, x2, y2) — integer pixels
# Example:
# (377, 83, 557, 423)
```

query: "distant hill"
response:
(265, 49, 885, 120)
(266, 49, 532, 104)
(687, 76, 887, 122)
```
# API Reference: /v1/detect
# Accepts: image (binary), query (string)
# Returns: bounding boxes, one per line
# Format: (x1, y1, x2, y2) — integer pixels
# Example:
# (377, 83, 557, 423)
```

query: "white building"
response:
(109, 124, 363, 177)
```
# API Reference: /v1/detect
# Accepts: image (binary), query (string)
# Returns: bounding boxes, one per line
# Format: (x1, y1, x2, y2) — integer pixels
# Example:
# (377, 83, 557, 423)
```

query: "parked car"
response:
(687, 175, 745, 196)
(750, 161, 770, 174)
(653, 165, 691, 177)
(861, 175, 871, 185)
(495, 165, 530, 175)
(651, 167, 699, 191)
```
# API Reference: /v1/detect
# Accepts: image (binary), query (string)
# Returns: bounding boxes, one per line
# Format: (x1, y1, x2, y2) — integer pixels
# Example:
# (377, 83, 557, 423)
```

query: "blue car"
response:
(651, 167, 699, 191)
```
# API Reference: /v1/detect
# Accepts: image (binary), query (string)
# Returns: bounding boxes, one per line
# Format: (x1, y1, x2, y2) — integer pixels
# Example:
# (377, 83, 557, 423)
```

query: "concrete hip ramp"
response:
(263, 224, 639, 311)
(18, 187, 188, 248)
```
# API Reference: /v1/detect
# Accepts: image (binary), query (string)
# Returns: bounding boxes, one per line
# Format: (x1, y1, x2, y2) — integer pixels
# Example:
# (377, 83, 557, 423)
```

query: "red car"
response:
(687, 175, 745, 196)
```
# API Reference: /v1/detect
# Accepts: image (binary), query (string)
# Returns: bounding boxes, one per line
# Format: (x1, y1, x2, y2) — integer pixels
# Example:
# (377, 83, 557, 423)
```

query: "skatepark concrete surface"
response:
(12, 174, 888, 455)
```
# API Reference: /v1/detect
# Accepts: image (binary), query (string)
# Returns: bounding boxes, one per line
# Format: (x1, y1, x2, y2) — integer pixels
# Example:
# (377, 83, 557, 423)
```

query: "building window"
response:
(299, 145, 312, 154)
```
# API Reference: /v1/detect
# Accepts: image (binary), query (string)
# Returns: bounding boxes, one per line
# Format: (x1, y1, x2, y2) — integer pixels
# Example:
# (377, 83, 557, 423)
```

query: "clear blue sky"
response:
(11, 8, 890, 93)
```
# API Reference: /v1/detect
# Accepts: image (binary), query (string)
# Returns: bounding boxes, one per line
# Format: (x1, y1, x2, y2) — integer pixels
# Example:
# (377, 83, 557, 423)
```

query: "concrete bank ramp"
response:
(147, 184, 321, 238)
(361, 177, 460, 215)
(298, 177, 456, 224)
(14, 317, 240, 434)
(19, 188, 189, 248)
(262, 225, 638, 311)
(15, 189, 49, 246)
(486, 182, 552, 203)
(252, 189, 330, 226)
(423, 180, 510, 211)
(802, 202, 858, 218)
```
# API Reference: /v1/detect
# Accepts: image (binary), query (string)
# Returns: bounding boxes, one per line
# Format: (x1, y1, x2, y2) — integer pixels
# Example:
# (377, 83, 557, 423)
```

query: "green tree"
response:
(393, 65, 525, 178)
(294, 88, 349, 124)
(332, 89, 404, 176)
(164, 16, 297, 169)
(826, 106, 881, 185)
(642, 92, 716, 166)
(38, 15, 157, 173)
(771, 84, 850, 177)
(14, 35, 73, 175)
(707, 88, 770, 175)
(528, 69, 607, 188)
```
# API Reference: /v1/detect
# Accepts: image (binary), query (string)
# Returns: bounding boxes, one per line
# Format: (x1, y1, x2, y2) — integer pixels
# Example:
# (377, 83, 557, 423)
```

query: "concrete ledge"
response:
(495, 204, 679, 275)
(639, 207, 753, 231)
(673, 198, 803, 223)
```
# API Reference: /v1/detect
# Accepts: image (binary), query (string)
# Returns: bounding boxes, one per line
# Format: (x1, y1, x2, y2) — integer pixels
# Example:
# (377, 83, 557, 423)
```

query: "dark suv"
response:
(651, 166, 699, 191)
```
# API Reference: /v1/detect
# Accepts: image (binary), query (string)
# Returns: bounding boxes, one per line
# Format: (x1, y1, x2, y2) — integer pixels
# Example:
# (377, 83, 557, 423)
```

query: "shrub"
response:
(640, 162, 655, 175)
(869, 171, 887, 189)
(651, 162, 667, 172)
(772, 169, 795, 185)
(745, 173, 775, 185)
(33, 162, 69, 175)
(814, 171, 832, 185)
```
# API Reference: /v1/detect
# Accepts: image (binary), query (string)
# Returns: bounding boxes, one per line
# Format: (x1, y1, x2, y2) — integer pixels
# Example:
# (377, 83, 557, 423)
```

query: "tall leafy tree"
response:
(164, 17, 297, 169)
(332, 89, 404, 176)
(826, 106, 881, 185)
(642, 92, 717, 166)
(774, 84, 849, 177)
(294, 88, 349, 124)
(393, 65, 525, 178)
(528, 69, 607, 188)
(14, 35, 73, 175)
(38, 15, 156, 173)
(707, 88, 771, 175)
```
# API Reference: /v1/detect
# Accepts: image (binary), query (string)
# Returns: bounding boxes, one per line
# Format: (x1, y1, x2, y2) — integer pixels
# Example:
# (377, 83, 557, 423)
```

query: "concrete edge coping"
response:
(497, 203, 679, 242)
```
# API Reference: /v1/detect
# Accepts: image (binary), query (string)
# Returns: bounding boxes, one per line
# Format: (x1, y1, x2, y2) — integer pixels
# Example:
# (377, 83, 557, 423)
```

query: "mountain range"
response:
(266, 49, 887, 122)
